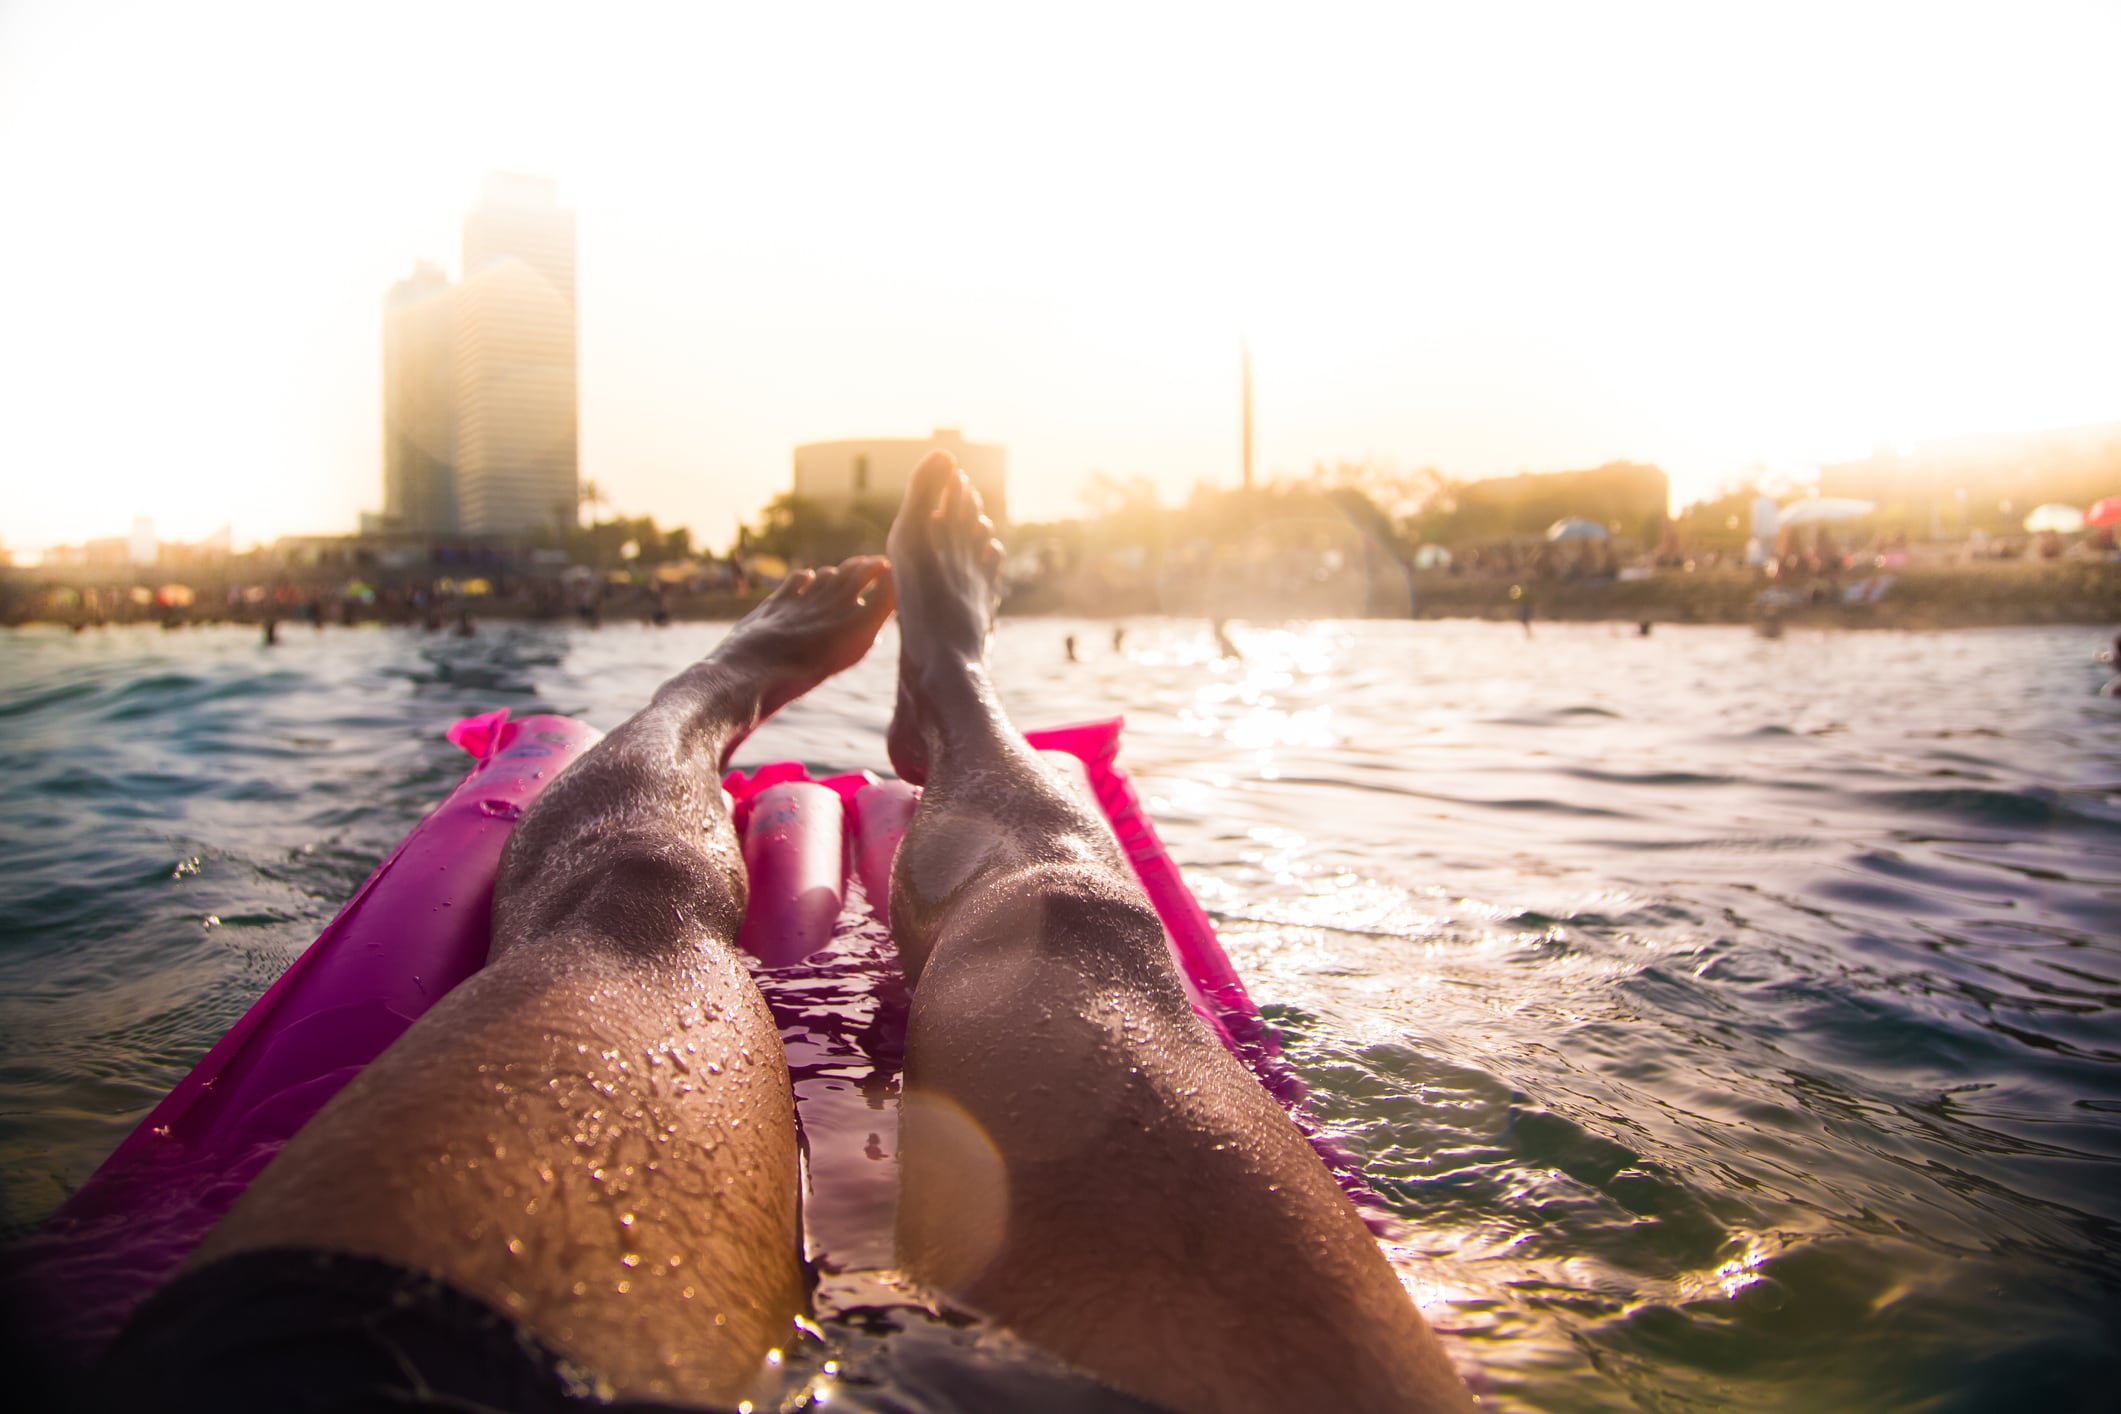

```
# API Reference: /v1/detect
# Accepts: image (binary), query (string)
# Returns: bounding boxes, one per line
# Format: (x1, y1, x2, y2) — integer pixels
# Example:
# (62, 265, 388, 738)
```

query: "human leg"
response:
(192, 559, 894, 1403)
(886, 455, 1469, 1414)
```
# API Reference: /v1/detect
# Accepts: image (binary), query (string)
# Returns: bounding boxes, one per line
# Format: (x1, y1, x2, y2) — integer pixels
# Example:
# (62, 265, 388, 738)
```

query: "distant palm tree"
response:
(578, 480, 610, 527)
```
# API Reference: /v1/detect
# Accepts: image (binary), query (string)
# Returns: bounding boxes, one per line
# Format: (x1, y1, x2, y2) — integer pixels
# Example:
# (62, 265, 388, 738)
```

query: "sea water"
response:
(1, 618, 2116, 1411)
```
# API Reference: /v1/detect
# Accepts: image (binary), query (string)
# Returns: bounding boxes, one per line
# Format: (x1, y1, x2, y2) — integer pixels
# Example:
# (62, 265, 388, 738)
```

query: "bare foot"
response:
(706, 555, 895, 759)
(886, 452, 1003, 784)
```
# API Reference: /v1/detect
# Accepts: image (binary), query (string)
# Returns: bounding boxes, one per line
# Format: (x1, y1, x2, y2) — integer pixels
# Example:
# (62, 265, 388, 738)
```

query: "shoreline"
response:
(5, 563, 2116, 634)
(1000, 561, 2121, 631)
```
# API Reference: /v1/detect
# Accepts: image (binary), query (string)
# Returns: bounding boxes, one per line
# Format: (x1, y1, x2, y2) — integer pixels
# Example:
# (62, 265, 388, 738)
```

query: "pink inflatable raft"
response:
(19, 710, 1379, 1357)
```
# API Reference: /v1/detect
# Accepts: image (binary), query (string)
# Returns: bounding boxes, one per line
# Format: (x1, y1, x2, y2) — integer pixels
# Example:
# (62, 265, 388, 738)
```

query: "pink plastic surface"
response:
(23, 711, 1373, 1359)
(15, 710, 600, 1357)
(848, 779, 919, 915)
(735, 782, 848, 967)
(1020, 719, 1309, 1108)
(725, 717, 1384, 1265)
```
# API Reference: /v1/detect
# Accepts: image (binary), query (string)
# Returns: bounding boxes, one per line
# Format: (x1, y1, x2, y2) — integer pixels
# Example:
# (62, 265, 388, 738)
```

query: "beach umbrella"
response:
(2021, 503, 2084, 534)
(2083, 495, 2121, 528)
(1546, 517, 1610, 541)
(1778, 497, 1874, 527)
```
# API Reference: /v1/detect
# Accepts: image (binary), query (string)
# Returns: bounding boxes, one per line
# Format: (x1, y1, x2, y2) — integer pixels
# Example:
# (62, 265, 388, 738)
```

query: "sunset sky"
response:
(3, 1, 2117, 554)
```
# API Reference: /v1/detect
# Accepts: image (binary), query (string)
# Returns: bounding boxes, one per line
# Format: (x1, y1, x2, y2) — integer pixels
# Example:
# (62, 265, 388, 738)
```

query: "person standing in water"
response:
(107, 453, 1471, 1414)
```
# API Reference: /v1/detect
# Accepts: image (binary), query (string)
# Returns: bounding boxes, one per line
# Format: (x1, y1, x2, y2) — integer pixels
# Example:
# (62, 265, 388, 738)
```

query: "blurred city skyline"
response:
(4, 1, 2118, 554)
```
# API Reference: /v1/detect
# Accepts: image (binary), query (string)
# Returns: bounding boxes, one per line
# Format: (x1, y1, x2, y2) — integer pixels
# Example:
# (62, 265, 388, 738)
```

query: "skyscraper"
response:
(454, 173, 578, 536)
(376, 175, 580, 539)
(381, 261, 457, 533)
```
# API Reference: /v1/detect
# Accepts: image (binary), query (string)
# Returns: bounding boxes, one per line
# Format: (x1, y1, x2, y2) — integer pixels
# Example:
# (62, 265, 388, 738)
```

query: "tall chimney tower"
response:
(1241, 342, 1254, 491)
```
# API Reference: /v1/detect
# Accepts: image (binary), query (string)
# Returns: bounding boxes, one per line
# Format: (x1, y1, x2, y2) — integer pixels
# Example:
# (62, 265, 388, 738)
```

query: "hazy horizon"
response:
(4, 1, 2118, 553)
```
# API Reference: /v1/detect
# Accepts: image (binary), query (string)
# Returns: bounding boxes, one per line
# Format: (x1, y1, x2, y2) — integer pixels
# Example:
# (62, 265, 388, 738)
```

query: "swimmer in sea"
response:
(106, 453, 1471, 1414)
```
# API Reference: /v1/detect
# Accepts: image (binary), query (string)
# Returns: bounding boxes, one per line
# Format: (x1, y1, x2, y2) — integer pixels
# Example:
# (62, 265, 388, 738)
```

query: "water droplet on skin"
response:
(622, 1253, 641, 1268)
(507, 1238, 525, 1256)
(714, 1313, 727, 1326)
(616, 1279, 632, 1294)
(619, 1212, 635, 1228)
(478, 799, 523, 821)
(572, 1281, 589, 1297)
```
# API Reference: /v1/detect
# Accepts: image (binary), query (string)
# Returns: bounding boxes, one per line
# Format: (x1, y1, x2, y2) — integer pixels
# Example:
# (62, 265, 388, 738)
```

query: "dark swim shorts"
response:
(100, 1247, 1172, 1414)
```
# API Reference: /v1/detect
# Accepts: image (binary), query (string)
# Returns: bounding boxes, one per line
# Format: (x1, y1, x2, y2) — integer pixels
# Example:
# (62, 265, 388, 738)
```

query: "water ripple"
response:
(2, 619, 2117, 1409)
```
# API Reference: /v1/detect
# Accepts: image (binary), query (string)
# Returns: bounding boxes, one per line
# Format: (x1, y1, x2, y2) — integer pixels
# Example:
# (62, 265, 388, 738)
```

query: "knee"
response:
(919, 861, 1184, 1010)
(501, 835, 744, 954)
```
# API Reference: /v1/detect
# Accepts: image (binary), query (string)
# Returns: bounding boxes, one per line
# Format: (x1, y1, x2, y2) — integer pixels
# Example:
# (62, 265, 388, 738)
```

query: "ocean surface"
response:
(2, 617, 2117, 1411)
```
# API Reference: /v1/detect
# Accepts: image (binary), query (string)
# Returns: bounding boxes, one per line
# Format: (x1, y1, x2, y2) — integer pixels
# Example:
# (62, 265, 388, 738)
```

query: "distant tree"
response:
(740, 494, 888, 564)
(579, 480, 611, 526)
(1673, 482, 1764, 554)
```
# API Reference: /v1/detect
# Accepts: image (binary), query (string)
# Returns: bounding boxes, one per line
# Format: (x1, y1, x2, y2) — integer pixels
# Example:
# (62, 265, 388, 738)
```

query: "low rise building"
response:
(792, 428, 1007, 522)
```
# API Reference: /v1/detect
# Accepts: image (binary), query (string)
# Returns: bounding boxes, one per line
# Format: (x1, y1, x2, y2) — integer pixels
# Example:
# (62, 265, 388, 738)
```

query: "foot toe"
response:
(908, 451, 959, 521)
(952, 475, 984, 523)
(829, 556, 886, 601)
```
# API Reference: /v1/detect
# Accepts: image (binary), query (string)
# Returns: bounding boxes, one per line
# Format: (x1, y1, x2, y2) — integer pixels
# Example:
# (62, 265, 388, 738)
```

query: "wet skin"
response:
(199, 459, 1472, 1412)
(195, 559, 895, 1401)
(886, 453, 1470, 1413)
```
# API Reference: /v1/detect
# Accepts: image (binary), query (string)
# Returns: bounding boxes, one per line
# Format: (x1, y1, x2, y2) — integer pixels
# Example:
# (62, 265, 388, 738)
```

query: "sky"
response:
(2, 0, 2118, 554)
